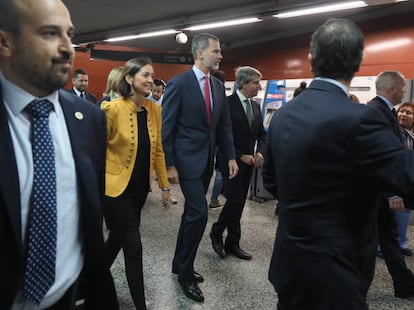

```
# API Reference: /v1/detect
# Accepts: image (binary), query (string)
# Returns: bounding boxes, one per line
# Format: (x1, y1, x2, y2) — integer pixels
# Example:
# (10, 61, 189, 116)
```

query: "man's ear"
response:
(0, 30, 13, 58)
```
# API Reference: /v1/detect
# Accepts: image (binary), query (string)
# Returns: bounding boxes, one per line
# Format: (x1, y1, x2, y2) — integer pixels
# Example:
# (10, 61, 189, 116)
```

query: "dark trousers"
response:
(172, 166, 212, 279)
(378, 200, 414, 295)
(211, 166, 252, 247)
(104, 193, 148, 310)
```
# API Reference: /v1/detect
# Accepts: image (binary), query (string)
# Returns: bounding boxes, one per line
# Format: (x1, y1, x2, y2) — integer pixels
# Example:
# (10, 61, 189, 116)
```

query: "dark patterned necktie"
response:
(23, 99, 57, 305)
(245, 99, 253, 129)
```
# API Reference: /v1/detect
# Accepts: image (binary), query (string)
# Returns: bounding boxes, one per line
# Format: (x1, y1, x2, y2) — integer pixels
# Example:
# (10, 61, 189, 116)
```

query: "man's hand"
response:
(253, 152, 264, 167)
(228, 159, 239, 179)
(388, 196, 405, 211)
(240, 154, 255, 165)
(167, 167, 179, 184)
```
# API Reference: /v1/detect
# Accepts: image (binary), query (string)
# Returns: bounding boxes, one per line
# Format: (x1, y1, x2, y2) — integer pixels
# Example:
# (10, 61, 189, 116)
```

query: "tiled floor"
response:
(108, 178, 414, 309)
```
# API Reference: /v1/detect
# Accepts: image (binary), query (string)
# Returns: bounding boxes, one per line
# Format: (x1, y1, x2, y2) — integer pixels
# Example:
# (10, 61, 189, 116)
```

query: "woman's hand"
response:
(161, 190, 171, 210)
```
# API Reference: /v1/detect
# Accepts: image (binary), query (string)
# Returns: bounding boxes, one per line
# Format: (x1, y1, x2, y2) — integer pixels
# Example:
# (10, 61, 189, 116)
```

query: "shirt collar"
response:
(314, 77, 349, 97)
(192, 65, 210, 81)
(0, 71, 61, 117)
(377, 95, 395, 111)
(236, 89, 248, 103)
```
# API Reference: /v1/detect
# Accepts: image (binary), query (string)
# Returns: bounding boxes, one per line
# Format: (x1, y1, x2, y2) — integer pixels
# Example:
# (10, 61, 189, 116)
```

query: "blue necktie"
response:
(23, 99, 57, 305)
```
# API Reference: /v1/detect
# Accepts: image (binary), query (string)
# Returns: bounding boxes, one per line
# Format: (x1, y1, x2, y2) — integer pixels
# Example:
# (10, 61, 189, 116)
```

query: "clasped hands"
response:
(240, 152, 264, 167)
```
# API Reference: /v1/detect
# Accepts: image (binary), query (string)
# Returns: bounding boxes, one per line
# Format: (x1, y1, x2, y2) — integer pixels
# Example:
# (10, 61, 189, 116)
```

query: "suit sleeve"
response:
(354, 107, 414, 207)
(161, 78, 181, 168)
(216, 95, 235, 162)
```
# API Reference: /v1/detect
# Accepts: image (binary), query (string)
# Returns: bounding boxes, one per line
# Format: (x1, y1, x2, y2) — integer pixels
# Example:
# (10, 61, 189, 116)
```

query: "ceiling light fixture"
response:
(273, 1, 368, 19)
(104, 29, 178, 42)
(184, 17, 262, 31)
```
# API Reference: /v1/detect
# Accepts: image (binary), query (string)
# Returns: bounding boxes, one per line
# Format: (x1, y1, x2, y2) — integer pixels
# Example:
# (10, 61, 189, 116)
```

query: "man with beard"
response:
(69, 68, 97, 104)
(0, 0, 118, 309)
(162, 33, 238, 303)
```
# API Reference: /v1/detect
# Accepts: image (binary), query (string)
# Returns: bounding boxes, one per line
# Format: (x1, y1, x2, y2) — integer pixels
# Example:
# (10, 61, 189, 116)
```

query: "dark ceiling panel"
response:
(62, 0, 414, 52)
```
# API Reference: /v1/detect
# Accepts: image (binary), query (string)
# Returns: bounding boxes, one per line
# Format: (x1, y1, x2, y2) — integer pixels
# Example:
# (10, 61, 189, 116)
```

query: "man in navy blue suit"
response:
(263, 18, 414, 309)
(210, 66, 266, 260)
(69, 68, 97, 104)
(367, 70, 414, 298)
(162, 33, 238, 302)
(0, 0, 118, 308)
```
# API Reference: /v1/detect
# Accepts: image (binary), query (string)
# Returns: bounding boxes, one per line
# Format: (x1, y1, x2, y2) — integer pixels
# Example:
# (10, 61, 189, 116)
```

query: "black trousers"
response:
(211, 165, 252, 247)
(378, 199, 414, 295)
(104, 193, 148, 310)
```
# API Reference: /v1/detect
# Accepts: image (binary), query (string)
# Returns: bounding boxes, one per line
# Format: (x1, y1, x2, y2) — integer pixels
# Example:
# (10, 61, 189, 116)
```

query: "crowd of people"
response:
(2, 0, 414, 310)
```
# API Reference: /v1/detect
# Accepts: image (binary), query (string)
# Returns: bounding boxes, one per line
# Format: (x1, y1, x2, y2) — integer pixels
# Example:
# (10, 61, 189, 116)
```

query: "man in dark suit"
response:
(262, 18, 414, 309)
(210, 66, 266, 260)
(367, 70, 414, 299)
(0, 0, 118, 309)
(69, 68, 97, 104)
(162, 33, 238, 303)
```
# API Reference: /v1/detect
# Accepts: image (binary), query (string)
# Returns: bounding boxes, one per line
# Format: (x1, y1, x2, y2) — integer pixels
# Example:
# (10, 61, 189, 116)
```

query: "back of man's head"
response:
(310, 18, 364, 82)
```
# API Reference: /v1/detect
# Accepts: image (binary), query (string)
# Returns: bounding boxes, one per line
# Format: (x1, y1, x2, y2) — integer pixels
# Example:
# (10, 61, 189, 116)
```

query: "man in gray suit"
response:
(162, 33, 238, 303)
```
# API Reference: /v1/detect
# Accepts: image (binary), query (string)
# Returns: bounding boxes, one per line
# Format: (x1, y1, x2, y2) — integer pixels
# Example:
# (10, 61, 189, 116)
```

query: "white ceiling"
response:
(62, 0, 414, 52)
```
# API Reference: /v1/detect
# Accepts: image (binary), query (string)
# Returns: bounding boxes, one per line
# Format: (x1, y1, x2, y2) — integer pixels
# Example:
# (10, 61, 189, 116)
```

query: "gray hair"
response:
(376, 70, 405, 93)
(191, 33, 219, 60)
(235, 66, 262, 89)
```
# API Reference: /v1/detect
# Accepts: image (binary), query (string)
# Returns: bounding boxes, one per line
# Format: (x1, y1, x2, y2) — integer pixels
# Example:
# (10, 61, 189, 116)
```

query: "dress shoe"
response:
(177, 276, 204, 302)
(225, 246, 252, 260)
(210, 232, 226, 258)
(401, 248, 413, 257)
(209, 200, 223, 209)
(193, 271, 204, 283)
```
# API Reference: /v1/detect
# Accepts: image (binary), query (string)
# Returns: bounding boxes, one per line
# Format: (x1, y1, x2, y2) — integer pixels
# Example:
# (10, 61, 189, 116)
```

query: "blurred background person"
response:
(293, 81, 307, 97)
(148, 78, 166, 105)
(98, 66, 123, 106)
(395, 102, 414, 256)
(101, 57, 171, 310)
(69, 68, 97, 104)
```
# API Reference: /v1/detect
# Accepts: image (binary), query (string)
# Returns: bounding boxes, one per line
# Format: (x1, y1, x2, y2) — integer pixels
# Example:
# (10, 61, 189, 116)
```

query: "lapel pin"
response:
(75, 112, 84, 120)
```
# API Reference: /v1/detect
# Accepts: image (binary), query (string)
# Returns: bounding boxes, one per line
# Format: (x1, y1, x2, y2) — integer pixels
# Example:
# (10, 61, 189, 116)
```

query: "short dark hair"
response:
(73, 69, 88, 78)
(293, 81, 307, 97)
(153, 79, 166, 88)
(0, 0, 21, 36)
(118, 57, 152, 98)
(191, 33, 219, 60)
(310, 18, 364, 82)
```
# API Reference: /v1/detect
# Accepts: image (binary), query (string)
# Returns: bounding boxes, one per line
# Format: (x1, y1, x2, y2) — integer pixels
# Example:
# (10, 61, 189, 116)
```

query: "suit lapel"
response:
(0, 91, 22, 251)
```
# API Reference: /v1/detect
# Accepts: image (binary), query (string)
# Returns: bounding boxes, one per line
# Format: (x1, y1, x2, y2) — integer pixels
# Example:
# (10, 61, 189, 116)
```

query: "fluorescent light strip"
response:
(273, 1, 367, 19)
(105, 29, 178, 42)
(365, 38, 411, 52)
(184, 17, 262, 31)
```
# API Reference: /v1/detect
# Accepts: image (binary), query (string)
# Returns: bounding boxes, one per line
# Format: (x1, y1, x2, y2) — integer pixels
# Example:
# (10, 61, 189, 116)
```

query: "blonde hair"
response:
(103, 66, 123, 100)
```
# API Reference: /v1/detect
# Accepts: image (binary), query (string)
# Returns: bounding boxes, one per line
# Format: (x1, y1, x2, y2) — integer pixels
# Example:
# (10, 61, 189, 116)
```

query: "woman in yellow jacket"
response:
(101, 57, 170, 310)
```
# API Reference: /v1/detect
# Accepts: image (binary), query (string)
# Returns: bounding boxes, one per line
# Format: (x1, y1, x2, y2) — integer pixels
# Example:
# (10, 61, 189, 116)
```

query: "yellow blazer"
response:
(101, 97, 169, 197)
